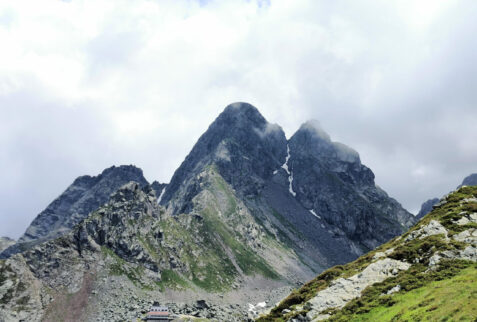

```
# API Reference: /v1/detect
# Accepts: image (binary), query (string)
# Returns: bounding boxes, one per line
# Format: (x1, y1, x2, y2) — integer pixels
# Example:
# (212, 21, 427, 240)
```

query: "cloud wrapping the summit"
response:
(0, 0, 476, 237)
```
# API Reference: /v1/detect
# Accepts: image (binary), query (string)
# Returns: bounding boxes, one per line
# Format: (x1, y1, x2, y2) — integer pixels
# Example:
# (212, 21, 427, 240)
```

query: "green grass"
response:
(156, 269, 190, 291)
(201, 206, 278, 279)
(327, 260, 475, 321)
(405, 186, 477, 238)
(330, 263, 477, 321)
(101, 246, 151, 290)
(204, 170, 279, 279)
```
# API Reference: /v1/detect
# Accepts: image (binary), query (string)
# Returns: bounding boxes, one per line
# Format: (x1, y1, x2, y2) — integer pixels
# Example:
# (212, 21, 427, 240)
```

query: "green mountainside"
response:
(258, 186, 477, 321)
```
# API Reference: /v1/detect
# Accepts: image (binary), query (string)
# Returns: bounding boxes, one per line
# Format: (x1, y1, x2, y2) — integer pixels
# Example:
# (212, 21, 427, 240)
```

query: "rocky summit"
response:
(0, 103, 417, 321)
(0, 165, 151, 259)
(163, 103, 415, 269)
(260, 185, 477, 321)
(287, 121, 415, 249)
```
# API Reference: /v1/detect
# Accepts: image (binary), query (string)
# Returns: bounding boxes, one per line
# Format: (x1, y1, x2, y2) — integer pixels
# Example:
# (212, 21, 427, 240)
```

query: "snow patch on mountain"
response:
(281, 145, 296, 197)
(157, 187, 166, 204)
(309, 209, 321, 219)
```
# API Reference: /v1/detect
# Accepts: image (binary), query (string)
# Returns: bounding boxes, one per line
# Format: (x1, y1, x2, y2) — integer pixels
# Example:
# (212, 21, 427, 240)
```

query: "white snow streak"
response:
(309, 209, 321, 219)
(281, 145, 296, 197)
(157, 186, 166, 204)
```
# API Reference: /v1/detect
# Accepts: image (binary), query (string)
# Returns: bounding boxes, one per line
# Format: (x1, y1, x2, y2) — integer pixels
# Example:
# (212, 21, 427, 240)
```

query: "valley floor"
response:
(78, 274, 296, 321)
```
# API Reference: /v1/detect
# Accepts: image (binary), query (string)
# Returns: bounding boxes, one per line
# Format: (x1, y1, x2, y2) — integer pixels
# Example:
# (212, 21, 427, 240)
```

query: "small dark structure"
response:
(145, 303, 169, 321)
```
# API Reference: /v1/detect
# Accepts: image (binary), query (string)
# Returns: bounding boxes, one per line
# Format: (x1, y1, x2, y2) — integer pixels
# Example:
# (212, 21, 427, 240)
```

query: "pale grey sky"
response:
(1, 0, 476, 238)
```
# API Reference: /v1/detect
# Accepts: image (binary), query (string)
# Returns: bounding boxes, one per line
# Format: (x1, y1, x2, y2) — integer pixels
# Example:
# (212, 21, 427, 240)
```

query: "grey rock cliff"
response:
(162, 102, 287, 213)
(1, 165, 150, 258)
(286, 120, 415, 250)
(160, 103, 415, 268)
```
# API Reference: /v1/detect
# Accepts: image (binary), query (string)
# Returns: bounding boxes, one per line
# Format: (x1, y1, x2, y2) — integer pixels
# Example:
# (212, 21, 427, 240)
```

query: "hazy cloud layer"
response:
(1, 0, 476, 238)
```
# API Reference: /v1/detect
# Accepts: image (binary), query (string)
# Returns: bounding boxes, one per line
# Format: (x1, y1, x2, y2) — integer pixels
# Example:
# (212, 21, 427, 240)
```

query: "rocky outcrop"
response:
(0, 237, 15, 253)
(404, 220, 449, 241)
(1, 165, 149, 258)
(305, 258, 411, 320)
(22, 165, 149, 243)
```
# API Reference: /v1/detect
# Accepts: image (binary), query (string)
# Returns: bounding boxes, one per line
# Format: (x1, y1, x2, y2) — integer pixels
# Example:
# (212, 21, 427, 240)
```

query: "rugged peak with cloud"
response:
(161, 102, 287, 213)
(288, 120, 415, 250)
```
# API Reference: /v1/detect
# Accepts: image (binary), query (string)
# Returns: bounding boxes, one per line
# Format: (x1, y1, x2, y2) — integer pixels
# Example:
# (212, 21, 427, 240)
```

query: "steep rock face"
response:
(159, 103, 415, 271)
(161, 102, 287, 213)
(287, 121, 415, 250)
(260, 186, 477, 322)
(416, 198, 440, 220)
(1, 165, 149, 258)
(21, 165, 149, 243)
(0, 237, 15, 253)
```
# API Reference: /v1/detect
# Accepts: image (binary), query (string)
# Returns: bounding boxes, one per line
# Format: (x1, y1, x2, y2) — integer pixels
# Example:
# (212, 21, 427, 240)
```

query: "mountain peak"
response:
(223, 101, 259, 114)
(8, 165, 149, 249)
(160, 102, 287, 210)
(292, 120, 360, 164)
(298, 119, 331, 142)
(215, 102, 269, 130)
(100, 164, 145, 178)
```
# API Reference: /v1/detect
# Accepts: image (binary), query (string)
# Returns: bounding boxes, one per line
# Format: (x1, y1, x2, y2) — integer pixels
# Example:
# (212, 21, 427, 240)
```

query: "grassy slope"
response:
(258, 186, 477, 321)
(345, 265, 477, 322)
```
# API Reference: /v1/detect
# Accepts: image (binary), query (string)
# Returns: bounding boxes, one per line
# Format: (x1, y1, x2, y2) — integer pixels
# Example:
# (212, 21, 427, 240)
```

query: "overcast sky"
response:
(1, 0, 476, 239)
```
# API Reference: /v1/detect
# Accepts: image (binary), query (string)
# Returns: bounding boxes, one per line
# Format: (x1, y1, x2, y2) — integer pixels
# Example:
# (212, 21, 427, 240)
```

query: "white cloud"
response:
(0, 0, 476, 238)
